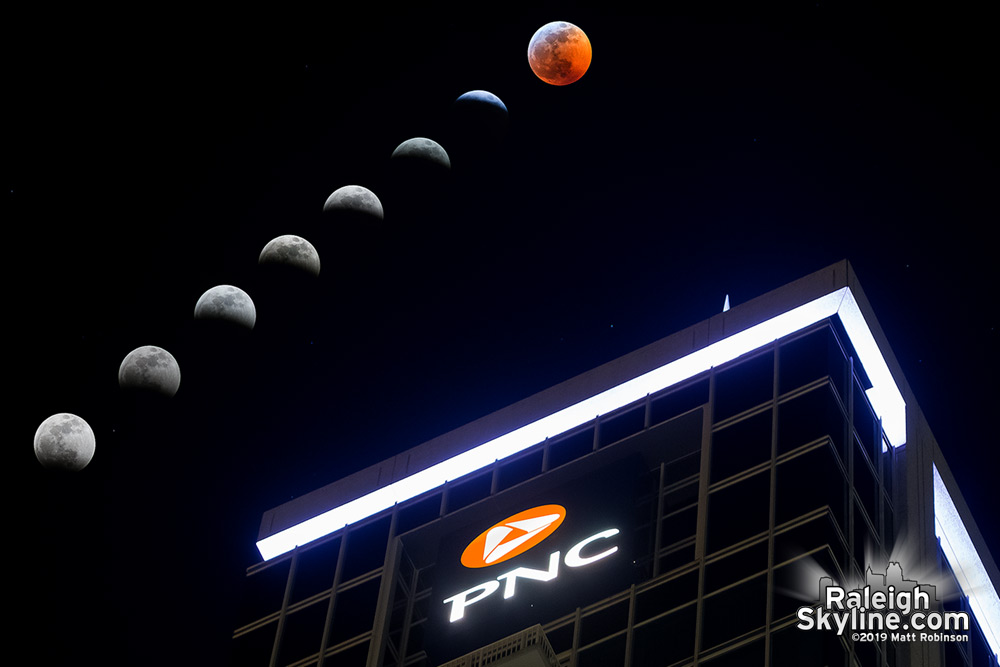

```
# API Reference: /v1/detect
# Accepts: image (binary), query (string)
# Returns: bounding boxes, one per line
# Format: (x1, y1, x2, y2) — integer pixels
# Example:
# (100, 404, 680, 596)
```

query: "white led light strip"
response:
(257, 286, 906, 561)
(933, 465, 1000, 660)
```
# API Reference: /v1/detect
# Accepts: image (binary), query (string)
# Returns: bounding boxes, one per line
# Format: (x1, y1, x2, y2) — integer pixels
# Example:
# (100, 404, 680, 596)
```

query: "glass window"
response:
(445, 470, 492, 514)
(578, 633, 626, 667)
(665, 450, 701, 485)
(324, 639, 369, 667)
(327, 577, 381, 647)
(700, 637, 765, 666)
(239, 559, 291, 626)
(631, 604, 696, 666)
(881, 444, 894, 497)
(341, 516, 391, 581)
(779, 325, 847, 399)
(772, 547, 839, 622)
(777, 384, 846, 457)
(770, 622, 845, 667)
(700, 575, 766, 649)
(853, 379, 878, 457)
(708, 471, 770, 553)
(543, 620, 575, 656)
(943, 641, 969, 667)
(598, 404, 646, 448)
(663, 480, 698, 515)
(661, 505, 698, 550)
(292, 536, 341, 603)
(231, 621, 277, 667)
(547, 427, 594, 469)
(397, 494, 442, 535)
(775, 444, 847, 533)
(277, 599, 327, 665)
(852, 509, 878, 573)
(497, 449, 543, 491)
(854, 439, 879, 532)
(404, 616, 427, 662)
(581, 600, 629, 647)
(635, 570, 698, 622)
(853, 635, 878, 666)
(658, 543, 696, 576)
(714, 351, 774, 421)
(704, 539, 768, 594)
(711, 409, 772, 482)
(649, 378, 709, 425)
(970, 621, 993, 667)
(774, 514, 847, 577)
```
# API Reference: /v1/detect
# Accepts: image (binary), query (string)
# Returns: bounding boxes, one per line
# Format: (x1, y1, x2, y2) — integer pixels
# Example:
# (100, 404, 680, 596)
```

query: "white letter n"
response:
(496, 551, 561, 599)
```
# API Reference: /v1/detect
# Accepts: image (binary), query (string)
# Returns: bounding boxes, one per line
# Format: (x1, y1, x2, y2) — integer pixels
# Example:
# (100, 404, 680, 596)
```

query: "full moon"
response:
(527, 21, 592, 86)
(194, 285, 256, 329)
(118, 345, 182, 396)
(34, 413, 96, 471)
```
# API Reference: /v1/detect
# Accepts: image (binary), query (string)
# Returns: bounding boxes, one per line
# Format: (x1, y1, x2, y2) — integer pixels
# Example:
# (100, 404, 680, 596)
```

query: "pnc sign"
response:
(443, 504, 620, 622)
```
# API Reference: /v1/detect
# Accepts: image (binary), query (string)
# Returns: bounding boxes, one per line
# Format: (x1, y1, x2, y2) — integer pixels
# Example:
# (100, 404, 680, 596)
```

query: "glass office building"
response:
(232, 261, 999, 667)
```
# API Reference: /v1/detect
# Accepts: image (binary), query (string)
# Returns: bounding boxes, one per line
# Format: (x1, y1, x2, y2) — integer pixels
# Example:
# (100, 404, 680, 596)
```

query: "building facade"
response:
(232, 261, 999, 667)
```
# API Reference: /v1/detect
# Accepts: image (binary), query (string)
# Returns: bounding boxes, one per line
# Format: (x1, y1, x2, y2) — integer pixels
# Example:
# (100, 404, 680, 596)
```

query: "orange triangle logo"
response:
(461, 505, 566, 568)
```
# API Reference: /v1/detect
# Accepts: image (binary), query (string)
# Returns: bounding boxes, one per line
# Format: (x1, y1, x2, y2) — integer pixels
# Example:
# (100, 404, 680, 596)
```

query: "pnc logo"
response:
(461, 504, 566, 568)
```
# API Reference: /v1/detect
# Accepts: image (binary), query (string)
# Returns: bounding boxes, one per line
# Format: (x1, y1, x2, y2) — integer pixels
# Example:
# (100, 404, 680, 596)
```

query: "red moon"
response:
(527, 21, 592, 86)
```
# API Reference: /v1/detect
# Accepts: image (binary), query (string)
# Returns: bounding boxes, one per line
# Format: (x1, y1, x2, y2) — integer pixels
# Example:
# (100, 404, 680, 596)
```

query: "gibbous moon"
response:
(528, 21, 592, 86)
(194, 285, 256, 329)
(323, 185, 384, 220)
(34, 413, 96, 471)
(259, 235, 321, 276)
(391, 137, 451, 170)
(119, 345, 182, 396)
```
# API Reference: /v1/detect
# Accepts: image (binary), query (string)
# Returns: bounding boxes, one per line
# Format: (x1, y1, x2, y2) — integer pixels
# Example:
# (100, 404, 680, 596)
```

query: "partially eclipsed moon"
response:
(323, 185, 384, 220)
(34, 413, 96, 471)
(118, 345, 182, 396)
(391, 137, 451, 170)
(259, 235, 321, 276)
(194, 285, 256, 330)
(528, 21, 592, 86)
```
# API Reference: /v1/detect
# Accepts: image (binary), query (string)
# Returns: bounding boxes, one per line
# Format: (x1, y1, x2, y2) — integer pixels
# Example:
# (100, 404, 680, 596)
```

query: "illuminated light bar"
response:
(257, 286, 905, 561)
(934, 465, 1000, 660)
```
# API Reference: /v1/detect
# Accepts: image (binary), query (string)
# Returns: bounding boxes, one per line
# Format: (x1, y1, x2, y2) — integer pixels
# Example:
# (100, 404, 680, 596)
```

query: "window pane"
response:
(715, 351, 774, 421)
(777, 385, 845, 456)
(712, 409, 772, 482)
(708, 472, 770, 553)
(700, 575, 766, 649)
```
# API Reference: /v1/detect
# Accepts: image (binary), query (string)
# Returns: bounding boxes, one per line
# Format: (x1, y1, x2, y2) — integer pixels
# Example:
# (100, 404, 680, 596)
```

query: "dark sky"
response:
(9, 4, 996, 665)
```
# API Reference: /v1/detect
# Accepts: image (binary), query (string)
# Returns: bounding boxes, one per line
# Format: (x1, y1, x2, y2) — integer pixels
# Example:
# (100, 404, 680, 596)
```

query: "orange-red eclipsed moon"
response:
(527, 21, 592, 86)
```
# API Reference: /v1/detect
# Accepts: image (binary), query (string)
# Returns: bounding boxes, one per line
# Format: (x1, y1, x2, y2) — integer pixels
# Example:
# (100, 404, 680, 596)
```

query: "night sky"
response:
(9, 4, 996, 665)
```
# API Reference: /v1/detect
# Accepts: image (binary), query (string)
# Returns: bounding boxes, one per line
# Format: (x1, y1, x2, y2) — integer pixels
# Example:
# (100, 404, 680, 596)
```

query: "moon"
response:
(454, 91, 508, 145)
(118, 345, 181, 397)
(194, 285, 256, 329)
(259, 235, 320, 276)
(34, 413, 96, 471)
(323, 185, 384, 220)
(391, 137, 451, 170)
(456, 90, 507, 114)
(528, 21, 592, 86)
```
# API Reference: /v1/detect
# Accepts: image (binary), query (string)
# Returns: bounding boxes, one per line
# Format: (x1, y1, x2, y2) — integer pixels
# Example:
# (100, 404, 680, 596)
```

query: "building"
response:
(231, 261, 1000, 667)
